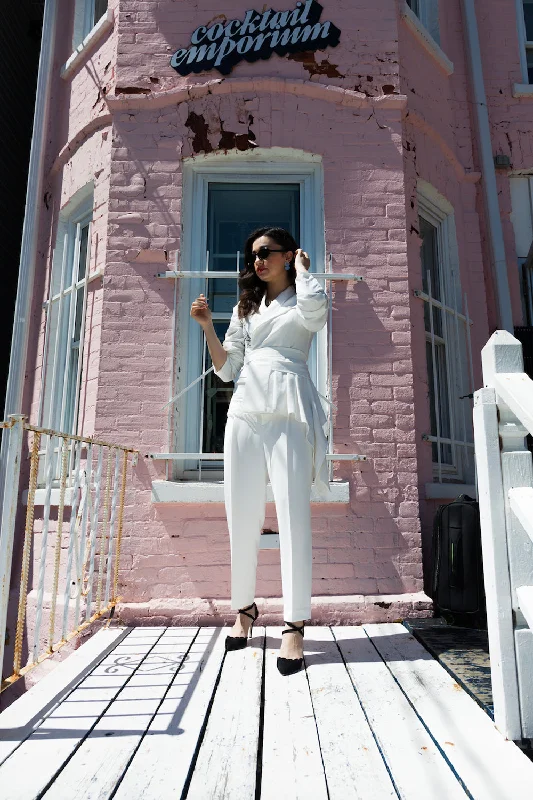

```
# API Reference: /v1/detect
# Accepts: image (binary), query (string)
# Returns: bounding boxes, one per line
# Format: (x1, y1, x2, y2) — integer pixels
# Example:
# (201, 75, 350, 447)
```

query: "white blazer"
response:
(213, 270, 332, 497)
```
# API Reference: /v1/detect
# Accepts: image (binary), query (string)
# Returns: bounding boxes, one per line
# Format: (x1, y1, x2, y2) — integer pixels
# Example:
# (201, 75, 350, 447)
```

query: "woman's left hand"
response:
(295, 249, 310, 272)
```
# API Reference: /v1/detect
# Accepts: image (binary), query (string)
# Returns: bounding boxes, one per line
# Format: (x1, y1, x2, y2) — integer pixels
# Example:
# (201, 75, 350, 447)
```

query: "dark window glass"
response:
(94, 0, 108, 26)
(524, 1, 533, 41)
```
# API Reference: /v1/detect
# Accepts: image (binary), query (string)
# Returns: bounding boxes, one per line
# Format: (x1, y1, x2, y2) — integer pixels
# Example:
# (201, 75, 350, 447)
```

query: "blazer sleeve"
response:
(294, 270, 329, 332)
(212, 304, 245, 383)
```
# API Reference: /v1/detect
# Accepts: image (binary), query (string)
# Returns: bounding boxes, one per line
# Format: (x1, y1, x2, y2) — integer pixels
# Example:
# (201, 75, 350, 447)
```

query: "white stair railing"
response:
(473, 330, 533, 743)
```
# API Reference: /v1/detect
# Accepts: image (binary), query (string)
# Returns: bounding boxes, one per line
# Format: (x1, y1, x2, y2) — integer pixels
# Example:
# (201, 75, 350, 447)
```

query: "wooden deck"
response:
(2, 623, 533, 799)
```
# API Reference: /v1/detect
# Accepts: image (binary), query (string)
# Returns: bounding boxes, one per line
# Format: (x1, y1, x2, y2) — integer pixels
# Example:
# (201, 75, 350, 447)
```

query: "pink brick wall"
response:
(17, 0, 533, 632)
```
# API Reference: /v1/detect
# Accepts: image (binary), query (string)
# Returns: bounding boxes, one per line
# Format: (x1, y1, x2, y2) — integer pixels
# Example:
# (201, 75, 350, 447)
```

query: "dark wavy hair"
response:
(237, 227, 298, 319)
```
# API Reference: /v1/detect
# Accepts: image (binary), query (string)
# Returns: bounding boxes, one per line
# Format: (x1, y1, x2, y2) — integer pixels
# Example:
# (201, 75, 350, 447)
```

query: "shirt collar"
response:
(262, 284, 296, 309)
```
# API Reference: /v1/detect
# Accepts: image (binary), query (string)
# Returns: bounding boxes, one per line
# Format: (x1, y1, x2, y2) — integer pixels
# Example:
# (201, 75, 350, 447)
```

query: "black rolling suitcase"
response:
(431, 494, 487, 628)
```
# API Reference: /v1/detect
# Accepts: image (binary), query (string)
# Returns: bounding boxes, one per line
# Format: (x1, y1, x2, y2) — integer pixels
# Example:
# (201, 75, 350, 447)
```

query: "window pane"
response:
(77, 223, 90, 281)
(407, 0, 420, 15)
(426, 339, 453, 465)
(64, 346, 80, 434)
(420, 215, 443, 336)
(201, 183, 300, 455)
(94, 0, 108, 26)
(527, 48, 533, 83)
(524, 1, 533, 41)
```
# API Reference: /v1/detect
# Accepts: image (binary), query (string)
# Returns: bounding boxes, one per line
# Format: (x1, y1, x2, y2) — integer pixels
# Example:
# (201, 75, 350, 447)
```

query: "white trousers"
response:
(223, 412, 314, 622)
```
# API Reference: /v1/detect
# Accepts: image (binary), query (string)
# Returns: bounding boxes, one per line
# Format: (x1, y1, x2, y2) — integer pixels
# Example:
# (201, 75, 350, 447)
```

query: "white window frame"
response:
(516, 0, 533, 84)
(406, 0, 440, 45)
(72, 0, 109, 49)
(174, 150, 327, 480)
(417, 182, 474, 485)
(40, 186, 94, 443)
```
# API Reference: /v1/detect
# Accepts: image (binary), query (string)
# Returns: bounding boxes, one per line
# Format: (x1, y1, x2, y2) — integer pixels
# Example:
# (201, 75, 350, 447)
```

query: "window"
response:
(406, 0, 440, 44)
(417, 186, 474, 484)
(73, 0, 109, 48)
(40, 190, 93, 438)
(175, 155, 326, 480)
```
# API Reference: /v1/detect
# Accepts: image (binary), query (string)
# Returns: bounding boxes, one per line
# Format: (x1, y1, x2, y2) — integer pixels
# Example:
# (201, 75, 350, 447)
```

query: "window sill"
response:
(425, 482, 476, 500)
(151, 479, 350, 504)
(22, 488, 74, 507)
(513, 83, 533, 98)
(400, 2, 454, 76)
(61, 9, 114, 80)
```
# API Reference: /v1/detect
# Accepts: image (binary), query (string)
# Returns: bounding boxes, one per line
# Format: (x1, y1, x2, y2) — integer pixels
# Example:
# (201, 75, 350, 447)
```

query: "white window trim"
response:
(417, 181, 474, 485)
(61, 7, 114, 80)
(174, 149, 327, 482)
(39, 185, 95, 465)
(151, 479, 350, 504)
(401, 1, 454, 76)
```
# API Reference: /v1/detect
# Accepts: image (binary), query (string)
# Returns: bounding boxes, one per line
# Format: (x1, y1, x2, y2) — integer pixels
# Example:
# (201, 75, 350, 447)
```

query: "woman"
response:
(190, 227, 330, 676)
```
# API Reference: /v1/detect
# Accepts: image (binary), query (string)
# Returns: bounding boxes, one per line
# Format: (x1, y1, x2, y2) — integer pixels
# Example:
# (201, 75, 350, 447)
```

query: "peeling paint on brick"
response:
(286, 50, 344, 78)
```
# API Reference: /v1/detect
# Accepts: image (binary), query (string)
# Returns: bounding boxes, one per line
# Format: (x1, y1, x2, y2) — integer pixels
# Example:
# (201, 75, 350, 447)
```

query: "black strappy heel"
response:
(277, 621, 305, 676)
(224, 602, 259, 652)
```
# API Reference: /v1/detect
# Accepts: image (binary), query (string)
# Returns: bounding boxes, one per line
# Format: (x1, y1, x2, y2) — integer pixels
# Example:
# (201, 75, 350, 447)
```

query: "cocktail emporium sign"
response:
(170, 1, 341, 76)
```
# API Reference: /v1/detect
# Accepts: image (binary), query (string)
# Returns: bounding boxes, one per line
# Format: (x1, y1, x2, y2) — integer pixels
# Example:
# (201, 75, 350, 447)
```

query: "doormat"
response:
(402, 617, 493, 718)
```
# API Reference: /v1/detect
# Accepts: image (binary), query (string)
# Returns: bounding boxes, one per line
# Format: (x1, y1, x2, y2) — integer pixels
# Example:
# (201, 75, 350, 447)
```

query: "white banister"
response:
(474, 330, 533, 743)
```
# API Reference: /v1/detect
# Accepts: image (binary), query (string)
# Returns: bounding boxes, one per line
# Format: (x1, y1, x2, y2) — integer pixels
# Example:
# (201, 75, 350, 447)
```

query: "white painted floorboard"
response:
(333, 625, 468, 799)
(303, 626, 396, 799)
(113, 627, 226, 800)
(41, 628, 198, 800)
(186, 626, 264, 800)
(0, 628, 164, 800)
(366, 622, 533, 800)
(261, 626, 328, 800)
(0, 626, 130, 766)
(2, 624, 533, 799)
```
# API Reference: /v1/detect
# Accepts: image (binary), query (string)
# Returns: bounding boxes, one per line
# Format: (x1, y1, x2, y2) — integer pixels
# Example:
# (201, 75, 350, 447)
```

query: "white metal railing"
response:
(0, 417, 138, 693)
(473, 330, 533, 743)
(152, 253, 367, 478)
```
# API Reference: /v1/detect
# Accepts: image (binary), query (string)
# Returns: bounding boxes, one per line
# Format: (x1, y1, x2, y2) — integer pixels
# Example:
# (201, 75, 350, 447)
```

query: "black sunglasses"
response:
(251, 246, 286, 262)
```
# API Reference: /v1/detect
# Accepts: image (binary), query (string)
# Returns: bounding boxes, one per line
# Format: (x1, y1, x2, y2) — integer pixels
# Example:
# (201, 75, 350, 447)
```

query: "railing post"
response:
(473, 388, 521, 740)
(0, 416, 25, 680)
(481, 330, 533, 741)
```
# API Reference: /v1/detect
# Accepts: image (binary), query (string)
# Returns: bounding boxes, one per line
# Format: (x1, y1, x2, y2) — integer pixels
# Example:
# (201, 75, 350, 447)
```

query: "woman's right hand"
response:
(190, 293, 212, 328)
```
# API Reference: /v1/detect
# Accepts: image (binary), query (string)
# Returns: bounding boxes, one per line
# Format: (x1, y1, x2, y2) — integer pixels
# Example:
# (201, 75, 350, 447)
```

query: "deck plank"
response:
(366, 622, 533, 800)
(40, 628, 198, 800)
(113, 627, 226, 800)
(0, 626, 131, 766)
(186, 626, 264, 800)
(0, 628, 166, 800)
(260, 626, 328, 800)
(333, 625, 467, 799)
(303, 626, 396, 799)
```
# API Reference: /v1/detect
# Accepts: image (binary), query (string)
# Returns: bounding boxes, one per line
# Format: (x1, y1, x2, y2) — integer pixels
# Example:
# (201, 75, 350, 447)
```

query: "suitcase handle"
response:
(449, 535, 463, 589)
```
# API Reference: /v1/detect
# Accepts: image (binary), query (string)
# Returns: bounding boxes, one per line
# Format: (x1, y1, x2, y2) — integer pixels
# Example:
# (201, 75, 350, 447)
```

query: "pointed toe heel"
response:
(225, 602, 259, 653)
(276, 621, 305, 676)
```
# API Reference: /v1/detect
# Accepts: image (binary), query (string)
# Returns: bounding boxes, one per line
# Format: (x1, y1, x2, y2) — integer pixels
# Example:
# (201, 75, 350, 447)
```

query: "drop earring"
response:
(284, 261, 291, 271)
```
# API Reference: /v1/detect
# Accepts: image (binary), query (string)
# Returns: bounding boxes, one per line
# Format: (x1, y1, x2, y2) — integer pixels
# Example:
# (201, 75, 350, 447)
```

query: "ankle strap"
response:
(238, 601, 258, 622)
(282, 621, 304, 636)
